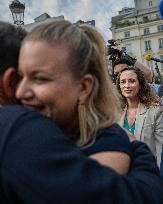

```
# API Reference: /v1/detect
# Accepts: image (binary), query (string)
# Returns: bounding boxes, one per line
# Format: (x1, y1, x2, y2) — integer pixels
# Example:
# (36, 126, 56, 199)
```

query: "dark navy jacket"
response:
(0, 105, 163, 204)
(158, 84, 163, 97)
(160, 146, 163, 179)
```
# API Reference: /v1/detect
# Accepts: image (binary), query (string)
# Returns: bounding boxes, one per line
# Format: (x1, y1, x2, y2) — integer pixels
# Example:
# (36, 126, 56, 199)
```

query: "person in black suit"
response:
(0, 21, 26, 105)
(0, 104, 163, 204)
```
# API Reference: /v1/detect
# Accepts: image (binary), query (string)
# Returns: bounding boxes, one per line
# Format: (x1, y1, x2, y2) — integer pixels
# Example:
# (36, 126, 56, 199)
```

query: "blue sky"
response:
(2, 0, 135, 40)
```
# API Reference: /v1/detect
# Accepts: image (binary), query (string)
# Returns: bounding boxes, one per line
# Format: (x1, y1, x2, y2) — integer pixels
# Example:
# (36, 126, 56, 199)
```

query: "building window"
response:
(158, 25, 163, 32)
(156, 13, 159, 19)
(144, 40, 151, 51)
(160, 55, 163, 70)
(158, 38, 163, 49)
(144, 28, 150, 35)
(124, 31, 130, 38)
(149, 1, 152, 6)
(143, 16, 149, 22)
(125, 44, 132, 54)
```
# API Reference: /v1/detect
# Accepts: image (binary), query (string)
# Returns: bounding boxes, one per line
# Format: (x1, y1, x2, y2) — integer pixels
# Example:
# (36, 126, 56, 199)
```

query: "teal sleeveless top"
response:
(123, 119, 136, 135)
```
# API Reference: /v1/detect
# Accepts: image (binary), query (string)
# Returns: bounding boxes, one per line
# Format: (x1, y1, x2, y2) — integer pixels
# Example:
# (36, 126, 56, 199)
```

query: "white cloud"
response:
(4, 0, 134, 40)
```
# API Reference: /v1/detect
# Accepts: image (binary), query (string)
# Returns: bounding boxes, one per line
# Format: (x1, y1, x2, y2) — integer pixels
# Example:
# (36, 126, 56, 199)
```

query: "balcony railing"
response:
(112, 17, 162, 29)
(113, 20, 135, 28)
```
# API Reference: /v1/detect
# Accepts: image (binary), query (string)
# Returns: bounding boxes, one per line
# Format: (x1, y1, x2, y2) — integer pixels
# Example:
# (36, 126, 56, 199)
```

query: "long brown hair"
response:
(116, 66, 161, 108)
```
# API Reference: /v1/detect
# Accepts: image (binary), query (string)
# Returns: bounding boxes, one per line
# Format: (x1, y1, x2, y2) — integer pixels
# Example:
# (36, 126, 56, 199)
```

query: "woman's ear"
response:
(2, 68, 16, 97)
(78, 74, 94, 104)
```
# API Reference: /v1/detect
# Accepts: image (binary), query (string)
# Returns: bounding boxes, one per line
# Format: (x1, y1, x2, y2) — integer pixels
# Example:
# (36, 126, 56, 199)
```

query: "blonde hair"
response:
(23, 20, 121, 146)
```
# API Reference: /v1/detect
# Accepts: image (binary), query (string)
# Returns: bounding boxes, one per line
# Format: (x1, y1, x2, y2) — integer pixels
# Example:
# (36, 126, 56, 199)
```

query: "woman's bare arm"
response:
(90, 151, 131, 175)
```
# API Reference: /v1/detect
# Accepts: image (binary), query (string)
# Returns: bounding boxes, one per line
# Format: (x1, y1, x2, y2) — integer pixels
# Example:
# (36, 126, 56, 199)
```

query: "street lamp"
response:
(9, 0, 25, 26)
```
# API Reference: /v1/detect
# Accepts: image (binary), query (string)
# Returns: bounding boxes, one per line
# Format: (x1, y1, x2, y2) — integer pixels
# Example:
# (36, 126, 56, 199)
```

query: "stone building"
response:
(110, 0, 163, 75)
(23, 13, 64, 32)
(23, 13, 95, 32)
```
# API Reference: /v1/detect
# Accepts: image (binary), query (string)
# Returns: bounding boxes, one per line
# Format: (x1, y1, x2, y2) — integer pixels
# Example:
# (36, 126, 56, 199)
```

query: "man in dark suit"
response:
(0, 21, 163, 204)
(0, 21, 26, 105)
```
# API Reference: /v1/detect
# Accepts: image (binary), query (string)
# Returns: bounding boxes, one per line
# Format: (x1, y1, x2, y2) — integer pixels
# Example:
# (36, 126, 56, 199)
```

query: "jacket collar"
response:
(135, 103, 147, 140)
(118, 103, 147, 141)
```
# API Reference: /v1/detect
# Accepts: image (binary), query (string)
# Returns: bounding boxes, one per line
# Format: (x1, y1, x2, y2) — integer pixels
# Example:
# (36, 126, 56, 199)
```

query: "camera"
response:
(107, 40, 119, 55)
(107, 39, 134, 84)
(107, 39, 125, 61)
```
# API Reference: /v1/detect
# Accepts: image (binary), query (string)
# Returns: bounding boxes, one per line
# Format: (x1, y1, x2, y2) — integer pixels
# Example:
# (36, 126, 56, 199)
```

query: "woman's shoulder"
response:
(147, 104, 163, 113)
(147, 96, 163, 108)
(144, 104, 163, 123)
(82, 124, 132, 157)
(98, 124, 128, 138)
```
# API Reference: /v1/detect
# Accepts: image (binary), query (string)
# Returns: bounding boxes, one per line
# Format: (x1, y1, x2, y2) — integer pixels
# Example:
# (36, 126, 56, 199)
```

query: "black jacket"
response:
(158, 84, 163, 97)
(160, 146, 163, 179)
(0, 105, 163, 204)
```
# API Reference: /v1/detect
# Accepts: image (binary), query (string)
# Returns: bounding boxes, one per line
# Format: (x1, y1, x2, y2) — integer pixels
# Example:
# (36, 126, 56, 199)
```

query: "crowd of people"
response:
(0, 20, 163, 204)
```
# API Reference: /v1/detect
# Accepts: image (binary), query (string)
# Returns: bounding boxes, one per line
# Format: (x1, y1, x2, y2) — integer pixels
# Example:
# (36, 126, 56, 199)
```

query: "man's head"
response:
(0, 21, 27, 105)
(113, 55, 135, 75)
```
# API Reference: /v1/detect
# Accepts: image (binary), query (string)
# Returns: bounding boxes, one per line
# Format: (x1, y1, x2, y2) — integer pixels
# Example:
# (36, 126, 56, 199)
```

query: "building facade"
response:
(23, 13, 64, 32)
(110, 0, 163, 75)
(23, 14, 95, 32)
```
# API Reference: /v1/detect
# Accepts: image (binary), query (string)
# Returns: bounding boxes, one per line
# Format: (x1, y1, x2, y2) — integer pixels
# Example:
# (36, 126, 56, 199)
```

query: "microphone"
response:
(144, 54, 163, 63)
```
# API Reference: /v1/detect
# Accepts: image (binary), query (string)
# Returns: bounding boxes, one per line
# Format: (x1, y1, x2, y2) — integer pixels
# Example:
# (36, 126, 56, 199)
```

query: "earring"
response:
(78, 104, 87, 144)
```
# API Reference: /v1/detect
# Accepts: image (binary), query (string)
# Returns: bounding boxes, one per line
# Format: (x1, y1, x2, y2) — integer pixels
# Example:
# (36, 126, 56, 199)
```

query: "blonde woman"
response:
(16, 20, 131, 174)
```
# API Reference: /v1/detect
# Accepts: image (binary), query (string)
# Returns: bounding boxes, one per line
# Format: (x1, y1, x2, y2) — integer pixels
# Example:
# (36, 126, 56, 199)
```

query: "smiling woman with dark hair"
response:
(117, 66, 163, 167)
